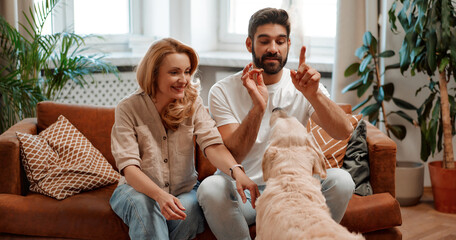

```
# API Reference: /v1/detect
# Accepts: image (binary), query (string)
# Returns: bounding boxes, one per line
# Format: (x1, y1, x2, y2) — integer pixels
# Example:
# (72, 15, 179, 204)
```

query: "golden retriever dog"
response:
(255, 108, 364, 240)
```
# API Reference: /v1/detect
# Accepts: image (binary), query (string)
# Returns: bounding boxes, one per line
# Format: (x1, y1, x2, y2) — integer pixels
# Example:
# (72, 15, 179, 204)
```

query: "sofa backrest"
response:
(36, 101, 353, 181)
(37, 101, 117, 170)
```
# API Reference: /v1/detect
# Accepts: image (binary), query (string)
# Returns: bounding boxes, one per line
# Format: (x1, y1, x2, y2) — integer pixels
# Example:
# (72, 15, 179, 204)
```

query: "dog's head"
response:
(262, 108, 326, 181)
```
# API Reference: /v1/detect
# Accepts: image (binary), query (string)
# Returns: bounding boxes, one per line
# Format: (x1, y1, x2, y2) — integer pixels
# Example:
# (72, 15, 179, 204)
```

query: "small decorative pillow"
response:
(307, 114, 362, 169)
(17, 115, 120, 200)
(342, 119, 373, 196)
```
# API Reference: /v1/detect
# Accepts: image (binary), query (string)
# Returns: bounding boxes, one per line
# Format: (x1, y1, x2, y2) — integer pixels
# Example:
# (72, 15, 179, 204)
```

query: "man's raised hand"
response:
(290, 46, 321, 97)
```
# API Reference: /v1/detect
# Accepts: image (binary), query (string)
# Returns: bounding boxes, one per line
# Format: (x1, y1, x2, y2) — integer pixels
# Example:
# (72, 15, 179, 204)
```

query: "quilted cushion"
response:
(307, 114, 362, 169)
(16, 115, 120, 200)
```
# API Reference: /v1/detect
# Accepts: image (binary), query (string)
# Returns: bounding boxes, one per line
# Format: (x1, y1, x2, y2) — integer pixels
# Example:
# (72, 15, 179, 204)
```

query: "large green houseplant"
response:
(389, 0, 456, 212)
(0, 0, 118, 133)
(344, 31, 423, 206)
(344, 31, 416, 140)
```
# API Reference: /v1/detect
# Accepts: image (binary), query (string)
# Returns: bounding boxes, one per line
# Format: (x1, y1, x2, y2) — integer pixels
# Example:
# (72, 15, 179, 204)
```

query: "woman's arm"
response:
(123, 165, 187, 220)
(204, 144, 260, 208)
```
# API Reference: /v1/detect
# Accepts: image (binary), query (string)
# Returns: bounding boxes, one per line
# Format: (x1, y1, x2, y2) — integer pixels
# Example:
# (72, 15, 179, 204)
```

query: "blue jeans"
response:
(110, 183, 204, 240)
(196, 168, 354, 240)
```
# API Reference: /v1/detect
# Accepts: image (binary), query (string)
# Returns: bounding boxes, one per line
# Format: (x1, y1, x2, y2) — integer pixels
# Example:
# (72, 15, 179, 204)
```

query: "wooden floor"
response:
(398, 187, 456, 240)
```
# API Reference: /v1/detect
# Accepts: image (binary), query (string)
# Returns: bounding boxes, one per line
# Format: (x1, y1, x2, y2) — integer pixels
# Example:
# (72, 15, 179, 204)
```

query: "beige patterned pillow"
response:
(307, 114, 362, 169)
(17, 115, 120, 200)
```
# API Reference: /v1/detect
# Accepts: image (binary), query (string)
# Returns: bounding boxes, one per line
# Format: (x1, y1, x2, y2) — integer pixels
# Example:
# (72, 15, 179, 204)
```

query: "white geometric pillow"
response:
(17, 115, 120, 200)
(307, 114, 362, 169)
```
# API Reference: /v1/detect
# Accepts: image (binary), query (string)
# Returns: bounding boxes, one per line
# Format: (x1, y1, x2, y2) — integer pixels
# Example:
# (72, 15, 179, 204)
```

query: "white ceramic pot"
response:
(395, 161, 424, 206)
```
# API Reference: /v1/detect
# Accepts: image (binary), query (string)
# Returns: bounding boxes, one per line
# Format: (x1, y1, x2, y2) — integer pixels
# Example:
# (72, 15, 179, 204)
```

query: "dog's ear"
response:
(262, 146, 278, 181)
(307, 134, 327, 179)
(312, 152, 327, 179)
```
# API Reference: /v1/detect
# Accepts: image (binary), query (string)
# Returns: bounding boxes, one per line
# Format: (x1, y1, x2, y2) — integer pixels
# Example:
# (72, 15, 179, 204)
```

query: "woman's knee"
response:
(110, 184, 161, 222)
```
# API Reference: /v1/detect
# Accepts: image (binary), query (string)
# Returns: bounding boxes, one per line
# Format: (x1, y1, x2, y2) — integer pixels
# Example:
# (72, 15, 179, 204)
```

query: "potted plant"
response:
(389, 0, 456, 212)
(0, 0, 118, 133)
(344, 31, 422, 206)
(343, 31, 416, 140)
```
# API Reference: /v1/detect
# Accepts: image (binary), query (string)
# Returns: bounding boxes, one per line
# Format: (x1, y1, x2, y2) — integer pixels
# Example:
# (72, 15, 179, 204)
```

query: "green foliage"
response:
(389, 0, 456, 162)
(0, 0, 119, 133)
(343, 31, 416, 140)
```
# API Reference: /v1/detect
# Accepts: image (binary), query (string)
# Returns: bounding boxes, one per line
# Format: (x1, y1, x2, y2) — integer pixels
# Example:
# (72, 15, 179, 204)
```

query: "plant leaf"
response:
(342, 78, 364, 93)
(388, 124, 407, 140)
(363, 31, 374, 47)
(359, 54, 373, 72)
(344, 63, 360, 77)
(355, 46, 369, 59)
(379, 50, 395, 58)
(439, 57, 449, 73)
(426, 30, 437, 73)
(357, 74, 373, 97)
(385, 63, 401, 71)
(391, 110, 415, 124)
(383, 82, 395, 101)
(360, 103, 381, 118)
(393, 97, 417, 110)
(373, 86, 385, 103)
(352, 96, 372, 112)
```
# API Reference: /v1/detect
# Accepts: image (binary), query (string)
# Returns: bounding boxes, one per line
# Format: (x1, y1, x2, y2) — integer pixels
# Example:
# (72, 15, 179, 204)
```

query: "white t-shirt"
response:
(208, 68, 330, 185)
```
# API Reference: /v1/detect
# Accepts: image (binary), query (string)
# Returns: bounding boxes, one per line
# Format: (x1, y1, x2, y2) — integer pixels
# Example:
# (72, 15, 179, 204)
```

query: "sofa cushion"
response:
(0, 184, 129, 240)
(16, 115, 120, 200)
(307, 114, 362, 169)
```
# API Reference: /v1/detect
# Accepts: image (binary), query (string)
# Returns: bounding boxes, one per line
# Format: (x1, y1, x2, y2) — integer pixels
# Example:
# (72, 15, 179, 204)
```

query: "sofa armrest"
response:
(366, 122, 397, 197)
(0, 118, 37, 195)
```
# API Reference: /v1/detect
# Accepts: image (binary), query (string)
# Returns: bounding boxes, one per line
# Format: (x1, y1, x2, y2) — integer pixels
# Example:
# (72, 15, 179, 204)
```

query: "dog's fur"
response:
(255, 109, 364, 240)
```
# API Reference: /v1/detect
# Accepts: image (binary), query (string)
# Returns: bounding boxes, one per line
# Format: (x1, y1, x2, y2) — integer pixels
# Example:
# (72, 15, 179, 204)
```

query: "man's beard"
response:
(252, 45, 288, 75)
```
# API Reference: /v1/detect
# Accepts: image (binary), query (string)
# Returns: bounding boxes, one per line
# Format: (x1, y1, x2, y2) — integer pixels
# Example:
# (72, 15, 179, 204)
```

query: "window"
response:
(73, 0, 130, 35)
(219, 0, 337, 60)
(40, 0, 152, 53)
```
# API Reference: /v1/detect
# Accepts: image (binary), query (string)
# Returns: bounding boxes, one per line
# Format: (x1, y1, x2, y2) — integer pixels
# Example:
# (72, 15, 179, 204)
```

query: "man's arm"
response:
(291, 46, 352, 140)
(218, 105, 265, 163)
(217, 63, 268, 163)
(309, 90, 353, 140)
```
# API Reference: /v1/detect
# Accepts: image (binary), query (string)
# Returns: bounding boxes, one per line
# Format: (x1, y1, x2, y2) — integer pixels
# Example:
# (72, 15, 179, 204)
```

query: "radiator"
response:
(57, 72, 138, 107)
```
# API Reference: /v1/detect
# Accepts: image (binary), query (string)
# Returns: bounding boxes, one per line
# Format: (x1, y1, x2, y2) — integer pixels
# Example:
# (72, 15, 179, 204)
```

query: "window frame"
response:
(51, 0, 138, 53)
(217, 0, 336, 59)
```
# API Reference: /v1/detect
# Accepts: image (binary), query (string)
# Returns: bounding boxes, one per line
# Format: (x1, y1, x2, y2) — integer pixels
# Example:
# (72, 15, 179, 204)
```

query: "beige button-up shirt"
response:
(111, 90, 223, 196)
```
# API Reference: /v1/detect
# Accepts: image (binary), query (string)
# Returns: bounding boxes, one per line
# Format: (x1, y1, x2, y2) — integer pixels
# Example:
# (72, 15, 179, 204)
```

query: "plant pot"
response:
(429, 161, 456, 213)
(395, 161, 424, 206)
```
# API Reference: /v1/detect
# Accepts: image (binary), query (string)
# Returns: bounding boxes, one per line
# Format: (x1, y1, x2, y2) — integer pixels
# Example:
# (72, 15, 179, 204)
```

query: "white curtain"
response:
(331, 0, 380, 106)
(0, 0, 35, 32)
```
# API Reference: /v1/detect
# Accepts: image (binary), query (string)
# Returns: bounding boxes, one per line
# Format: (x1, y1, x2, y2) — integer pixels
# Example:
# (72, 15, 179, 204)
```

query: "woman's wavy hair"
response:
(136, 38, 199, 131)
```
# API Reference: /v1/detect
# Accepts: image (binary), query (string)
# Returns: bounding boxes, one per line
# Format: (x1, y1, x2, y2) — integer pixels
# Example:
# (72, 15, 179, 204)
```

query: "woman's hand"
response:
(156, 190, 187, 220)
(232, 167, 261, 208)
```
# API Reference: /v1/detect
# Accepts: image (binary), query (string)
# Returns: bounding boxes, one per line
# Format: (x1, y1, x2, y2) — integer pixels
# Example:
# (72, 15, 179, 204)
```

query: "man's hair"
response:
(248, 8, 290, 39)
(136, 38, 199, 130)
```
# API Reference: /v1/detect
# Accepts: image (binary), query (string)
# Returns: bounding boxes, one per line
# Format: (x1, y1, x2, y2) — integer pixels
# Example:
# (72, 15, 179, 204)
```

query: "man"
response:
(197, 8, 355, 240)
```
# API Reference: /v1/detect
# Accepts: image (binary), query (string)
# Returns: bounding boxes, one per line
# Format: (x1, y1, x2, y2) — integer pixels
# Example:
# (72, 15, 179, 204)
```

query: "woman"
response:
(109, 38, 259, 240)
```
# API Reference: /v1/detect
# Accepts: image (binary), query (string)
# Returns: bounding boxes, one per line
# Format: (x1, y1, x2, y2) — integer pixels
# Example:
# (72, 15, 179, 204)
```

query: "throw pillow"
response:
(342, 119, 373, 196)
(307, 114, 362, 169)
(17, 115, 120, 200)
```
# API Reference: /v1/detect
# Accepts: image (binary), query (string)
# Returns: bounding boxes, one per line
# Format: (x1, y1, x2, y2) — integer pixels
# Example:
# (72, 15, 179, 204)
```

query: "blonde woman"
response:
(110, 38, 259, 240)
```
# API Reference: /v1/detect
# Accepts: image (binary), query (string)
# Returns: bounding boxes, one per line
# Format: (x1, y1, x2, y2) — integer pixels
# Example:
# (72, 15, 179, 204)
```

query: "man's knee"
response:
(324, 169, 355, 196)
(197, 175, 234, 207)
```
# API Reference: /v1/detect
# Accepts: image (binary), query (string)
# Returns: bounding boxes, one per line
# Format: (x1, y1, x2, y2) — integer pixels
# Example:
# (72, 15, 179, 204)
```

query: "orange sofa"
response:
(0, 101, 402, 239)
